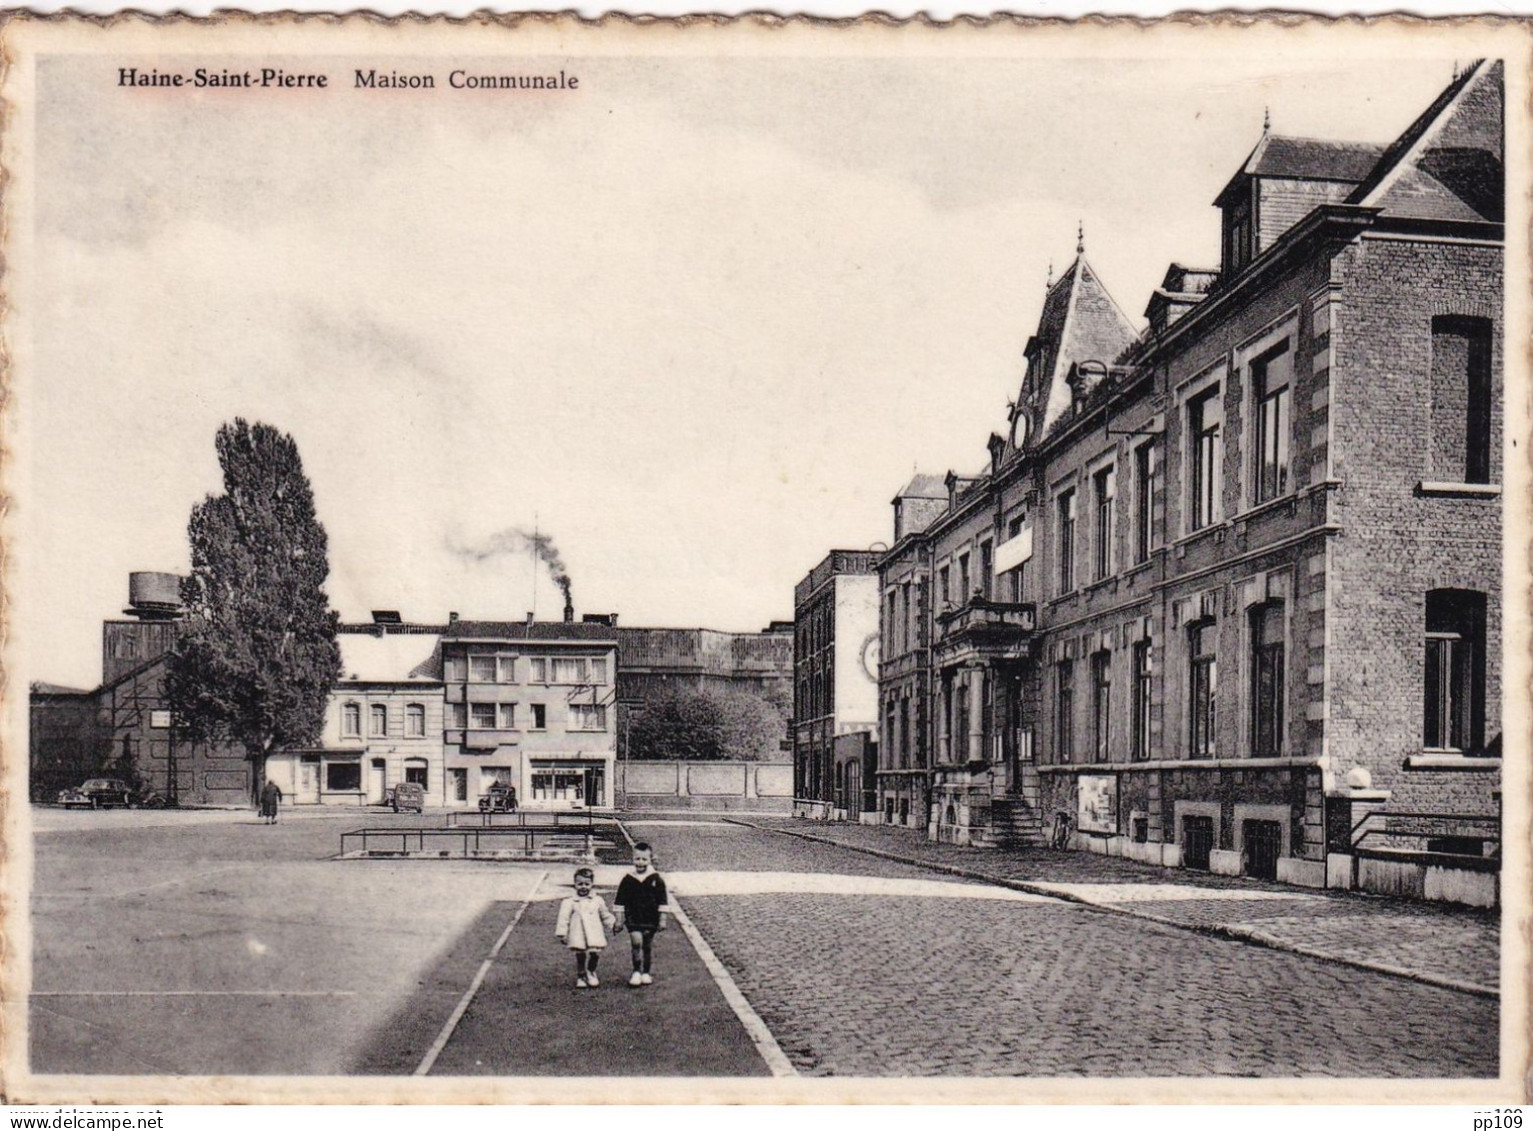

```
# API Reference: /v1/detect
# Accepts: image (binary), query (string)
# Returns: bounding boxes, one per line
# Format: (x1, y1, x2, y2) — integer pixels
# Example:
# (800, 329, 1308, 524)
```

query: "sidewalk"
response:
(421, 878, 774, 1076)
(730, 817, 1500, 996)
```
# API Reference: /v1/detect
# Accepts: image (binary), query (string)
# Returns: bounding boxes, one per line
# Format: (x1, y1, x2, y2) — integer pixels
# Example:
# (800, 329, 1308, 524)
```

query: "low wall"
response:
(616, 760, 793, 812)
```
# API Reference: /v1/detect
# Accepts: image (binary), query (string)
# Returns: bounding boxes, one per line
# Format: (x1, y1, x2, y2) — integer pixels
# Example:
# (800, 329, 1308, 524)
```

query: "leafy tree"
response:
(164, 420, 341, 792)
(626, 686, 788, 761)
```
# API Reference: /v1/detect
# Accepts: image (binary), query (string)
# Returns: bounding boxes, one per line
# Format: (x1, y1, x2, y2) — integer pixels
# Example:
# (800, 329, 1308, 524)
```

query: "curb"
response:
(724, 818, 1499, 1002)
(615, 817, 797, 1078)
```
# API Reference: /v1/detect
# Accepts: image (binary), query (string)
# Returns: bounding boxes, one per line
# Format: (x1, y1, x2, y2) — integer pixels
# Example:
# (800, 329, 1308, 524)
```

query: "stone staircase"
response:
(986, 796, 1047, 847)
(982, 765, 1047, 849)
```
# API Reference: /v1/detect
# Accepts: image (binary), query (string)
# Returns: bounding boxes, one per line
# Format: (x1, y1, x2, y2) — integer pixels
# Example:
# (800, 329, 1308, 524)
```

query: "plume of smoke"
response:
(446, 528, 572, 606)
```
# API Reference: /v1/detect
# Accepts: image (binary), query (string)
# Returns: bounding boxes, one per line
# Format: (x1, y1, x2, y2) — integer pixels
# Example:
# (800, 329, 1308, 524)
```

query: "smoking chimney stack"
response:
(563, 594, 575, 623)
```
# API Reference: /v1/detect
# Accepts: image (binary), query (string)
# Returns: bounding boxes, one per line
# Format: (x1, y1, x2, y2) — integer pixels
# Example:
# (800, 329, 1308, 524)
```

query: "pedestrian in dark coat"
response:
(259, 779, 282, 824)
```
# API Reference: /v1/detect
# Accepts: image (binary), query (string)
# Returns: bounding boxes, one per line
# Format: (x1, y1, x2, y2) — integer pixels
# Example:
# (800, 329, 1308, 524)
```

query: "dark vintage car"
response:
(477, 782, 518, 813)
(390, 781, 426, 813)
(57, 778, 135, 809)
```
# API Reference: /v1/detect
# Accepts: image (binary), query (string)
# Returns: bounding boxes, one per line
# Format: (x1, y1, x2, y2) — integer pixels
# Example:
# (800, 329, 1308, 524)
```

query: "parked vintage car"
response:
(56, 778, 135, 809)
(477, 782, 518, 813)
(390, 781, 426, 813)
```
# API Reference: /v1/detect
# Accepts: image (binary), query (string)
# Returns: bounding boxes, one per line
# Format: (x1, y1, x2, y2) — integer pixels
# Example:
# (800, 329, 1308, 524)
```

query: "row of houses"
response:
(31, 576, 792, 810)
(792, 62, 1505, 902)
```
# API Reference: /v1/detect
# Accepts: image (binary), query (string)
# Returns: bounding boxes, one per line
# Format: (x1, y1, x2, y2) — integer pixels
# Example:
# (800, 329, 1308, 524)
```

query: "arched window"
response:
(341, 702, 361, 737)
(405, 704, 426, 738)
(369, 704, 388, 737)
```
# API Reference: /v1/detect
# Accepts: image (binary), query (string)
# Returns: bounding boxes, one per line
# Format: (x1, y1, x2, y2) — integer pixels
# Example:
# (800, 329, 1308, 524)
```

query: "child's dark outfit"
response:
(614, 869, 669, 980)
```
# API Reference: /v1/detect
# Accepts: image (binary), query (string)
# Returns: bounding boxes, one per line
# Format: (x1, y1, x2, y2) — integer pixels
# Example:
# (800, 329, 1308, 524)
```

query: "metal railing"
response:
(339, 821, 618, 859)
(1350, 809, 1500, 869)
(443, 808, 617, 830)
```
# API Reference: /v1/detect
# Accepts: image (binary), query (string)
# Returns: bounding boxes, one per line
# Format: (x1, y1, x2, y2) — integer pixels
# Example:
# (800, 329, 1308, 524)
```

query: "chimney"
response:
(563, 594, 575, 623)
(448, 611, 459, 625)
(526, 612, 536, 627)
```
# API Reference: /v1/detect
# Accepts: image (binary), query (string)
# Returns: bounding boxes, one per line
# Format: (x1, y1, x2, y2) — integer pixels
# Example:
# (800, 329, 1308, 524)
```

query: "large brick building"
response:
(792, 550, 881, 819)
(875, 62, 1504, 901)
(32, 577, 785, 811)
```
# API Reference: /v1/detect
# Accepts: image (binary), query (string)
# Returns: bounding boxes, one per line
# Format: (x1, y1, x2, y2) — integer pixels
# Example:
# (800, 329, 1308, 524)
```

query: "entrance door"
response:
(368, 759, 386, 804)
(845, 762, 862, 817)
(1183, 815, 1215, 871)
(1243, 820, 1283, 881)
(298, 759, 320, 805)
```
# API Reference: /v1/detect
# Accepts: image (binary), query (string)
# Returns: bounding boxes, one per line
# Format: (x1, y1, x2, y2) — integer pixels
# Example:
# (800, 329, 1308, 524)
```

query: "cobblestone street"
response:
(725, 818, 1500, 993)
(633, 818, 1499, 1078)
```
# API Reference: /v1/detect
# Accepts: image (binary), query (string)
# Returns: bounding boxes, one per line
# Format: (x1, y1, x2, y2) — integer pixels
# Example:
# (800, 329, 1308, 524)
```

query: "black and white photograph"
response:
(1, 13, 1527, 1104)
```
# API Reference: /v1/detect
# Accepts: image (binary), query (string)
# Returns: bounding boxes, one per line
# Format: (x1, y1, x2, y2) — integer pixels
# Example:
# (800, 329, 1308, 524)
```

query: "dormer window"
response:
(1224, 195, 1254, 276)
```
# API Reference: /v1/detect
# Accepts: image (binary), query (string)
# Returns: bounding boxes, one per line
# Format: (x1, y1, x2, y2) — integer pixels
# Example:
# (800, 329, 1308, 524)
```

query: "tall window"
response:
(1055, 660, 1075, 764)
(1250, 603, 1285, 757)
(469, 656, 497, 683)
(447, 702, 467, 729)
(1093, 466, 1116, 581)
(1252, 343, 1293, 503)
(342, 702, 361, 737)
(443, 655, 466, 682)
(954, 679, 971, 762)
(498, 702, 517, 729)
(1424, 589, 1487, 753)
(1057, 489, 1077, 593)
(589, 658, 607, 686)
(496, 656, 517, 683)
(369, 704, 388, 737)
(405, 703, 426, 737)
(902, 582, 914, 652)
(1431, 316, 1494, 484)
(958, 554, 971, 603)
(531, 703, 547, 730)
(1189, 388, 1223, 531)
(899, 697, 911, 767)
(530, 658, 548, 683)
(470, 702, 496, 729)
(1091, 651, 1112, 762)
(1135, 441, 1159, 563)
(939, 565, 951, 607)
(979, 542, 993, 599)
(1188, 622, 1217, 758)
(1132, 640, 1153, 760)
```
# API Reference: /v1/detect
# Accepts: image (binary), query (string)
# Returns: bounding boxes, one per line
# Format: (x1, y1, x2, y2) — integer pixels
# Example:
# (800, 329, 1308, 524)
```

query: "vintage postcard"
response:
(0, 12, 1527, 1106)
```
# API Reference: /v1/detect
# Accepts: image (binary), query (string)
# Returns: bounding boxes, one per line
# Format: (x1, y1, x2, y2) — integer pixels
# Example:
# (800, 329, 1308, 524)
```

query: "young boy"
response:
(555, 866, 616, 988)
(613, 843, 669, 987)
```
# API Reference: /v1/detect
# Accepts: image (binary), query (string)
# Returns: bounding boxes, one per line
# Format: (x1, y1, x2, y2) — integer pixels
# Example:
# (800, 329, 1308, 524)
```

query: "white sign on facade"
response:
(1077, 773, 1118, 834)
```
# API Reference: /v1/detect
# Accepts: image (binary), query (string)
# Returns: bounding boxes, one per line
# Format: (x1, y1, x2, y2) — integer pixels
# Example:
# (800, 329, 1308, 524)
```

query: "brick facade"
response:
(868, 62, 1504, 894)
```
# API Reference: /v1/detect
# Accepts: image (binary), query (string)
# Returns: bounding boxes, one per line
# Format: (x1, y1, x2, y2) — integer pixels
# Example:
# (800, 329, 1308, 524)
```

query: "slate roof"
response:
(444, 620, 618, 643)
(1018, 254, 1139, 441)
(1215, 136, 1385, 205)
(1350, 59, 1502, 224)
(896, 472, 948, 500)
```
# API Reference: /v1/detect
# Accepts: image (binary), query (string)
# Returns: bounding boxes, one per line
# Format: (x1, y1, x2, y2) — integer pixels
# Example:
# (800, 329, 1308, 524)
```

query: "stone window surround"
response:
(1233, 802, 1292, 860)
(1176, 360, 1228, 538)
(1173, 799, 1220, 848)
(1233, 307, 1301, 513)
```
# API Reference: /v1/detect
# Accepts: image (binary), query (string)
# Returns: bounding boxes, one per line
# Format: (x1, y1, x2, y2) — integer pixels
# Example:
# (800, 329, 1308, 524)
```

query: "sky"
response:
(17, 42, 1462, 688)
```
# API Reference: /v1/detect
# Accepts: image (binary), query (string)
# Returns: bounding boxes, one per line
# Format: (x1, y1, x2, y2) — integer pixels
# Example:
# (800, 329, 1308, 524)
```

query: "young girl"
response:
(555, 867, 616, 988)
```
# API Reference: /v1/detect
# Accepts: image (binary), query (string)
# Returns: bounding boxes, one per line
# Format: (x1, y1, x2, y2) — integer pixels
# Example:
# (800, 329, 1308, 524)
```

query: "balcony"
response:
(933, 597, 1037, 667)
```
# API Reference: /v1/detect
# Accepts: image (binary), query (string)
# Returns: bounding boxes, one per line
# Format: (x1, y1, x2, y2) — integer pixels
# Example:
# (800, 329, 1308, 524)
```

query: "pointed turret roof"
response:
(1348, 58, 1502, 224)
(1014, 249, 1138, 443)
